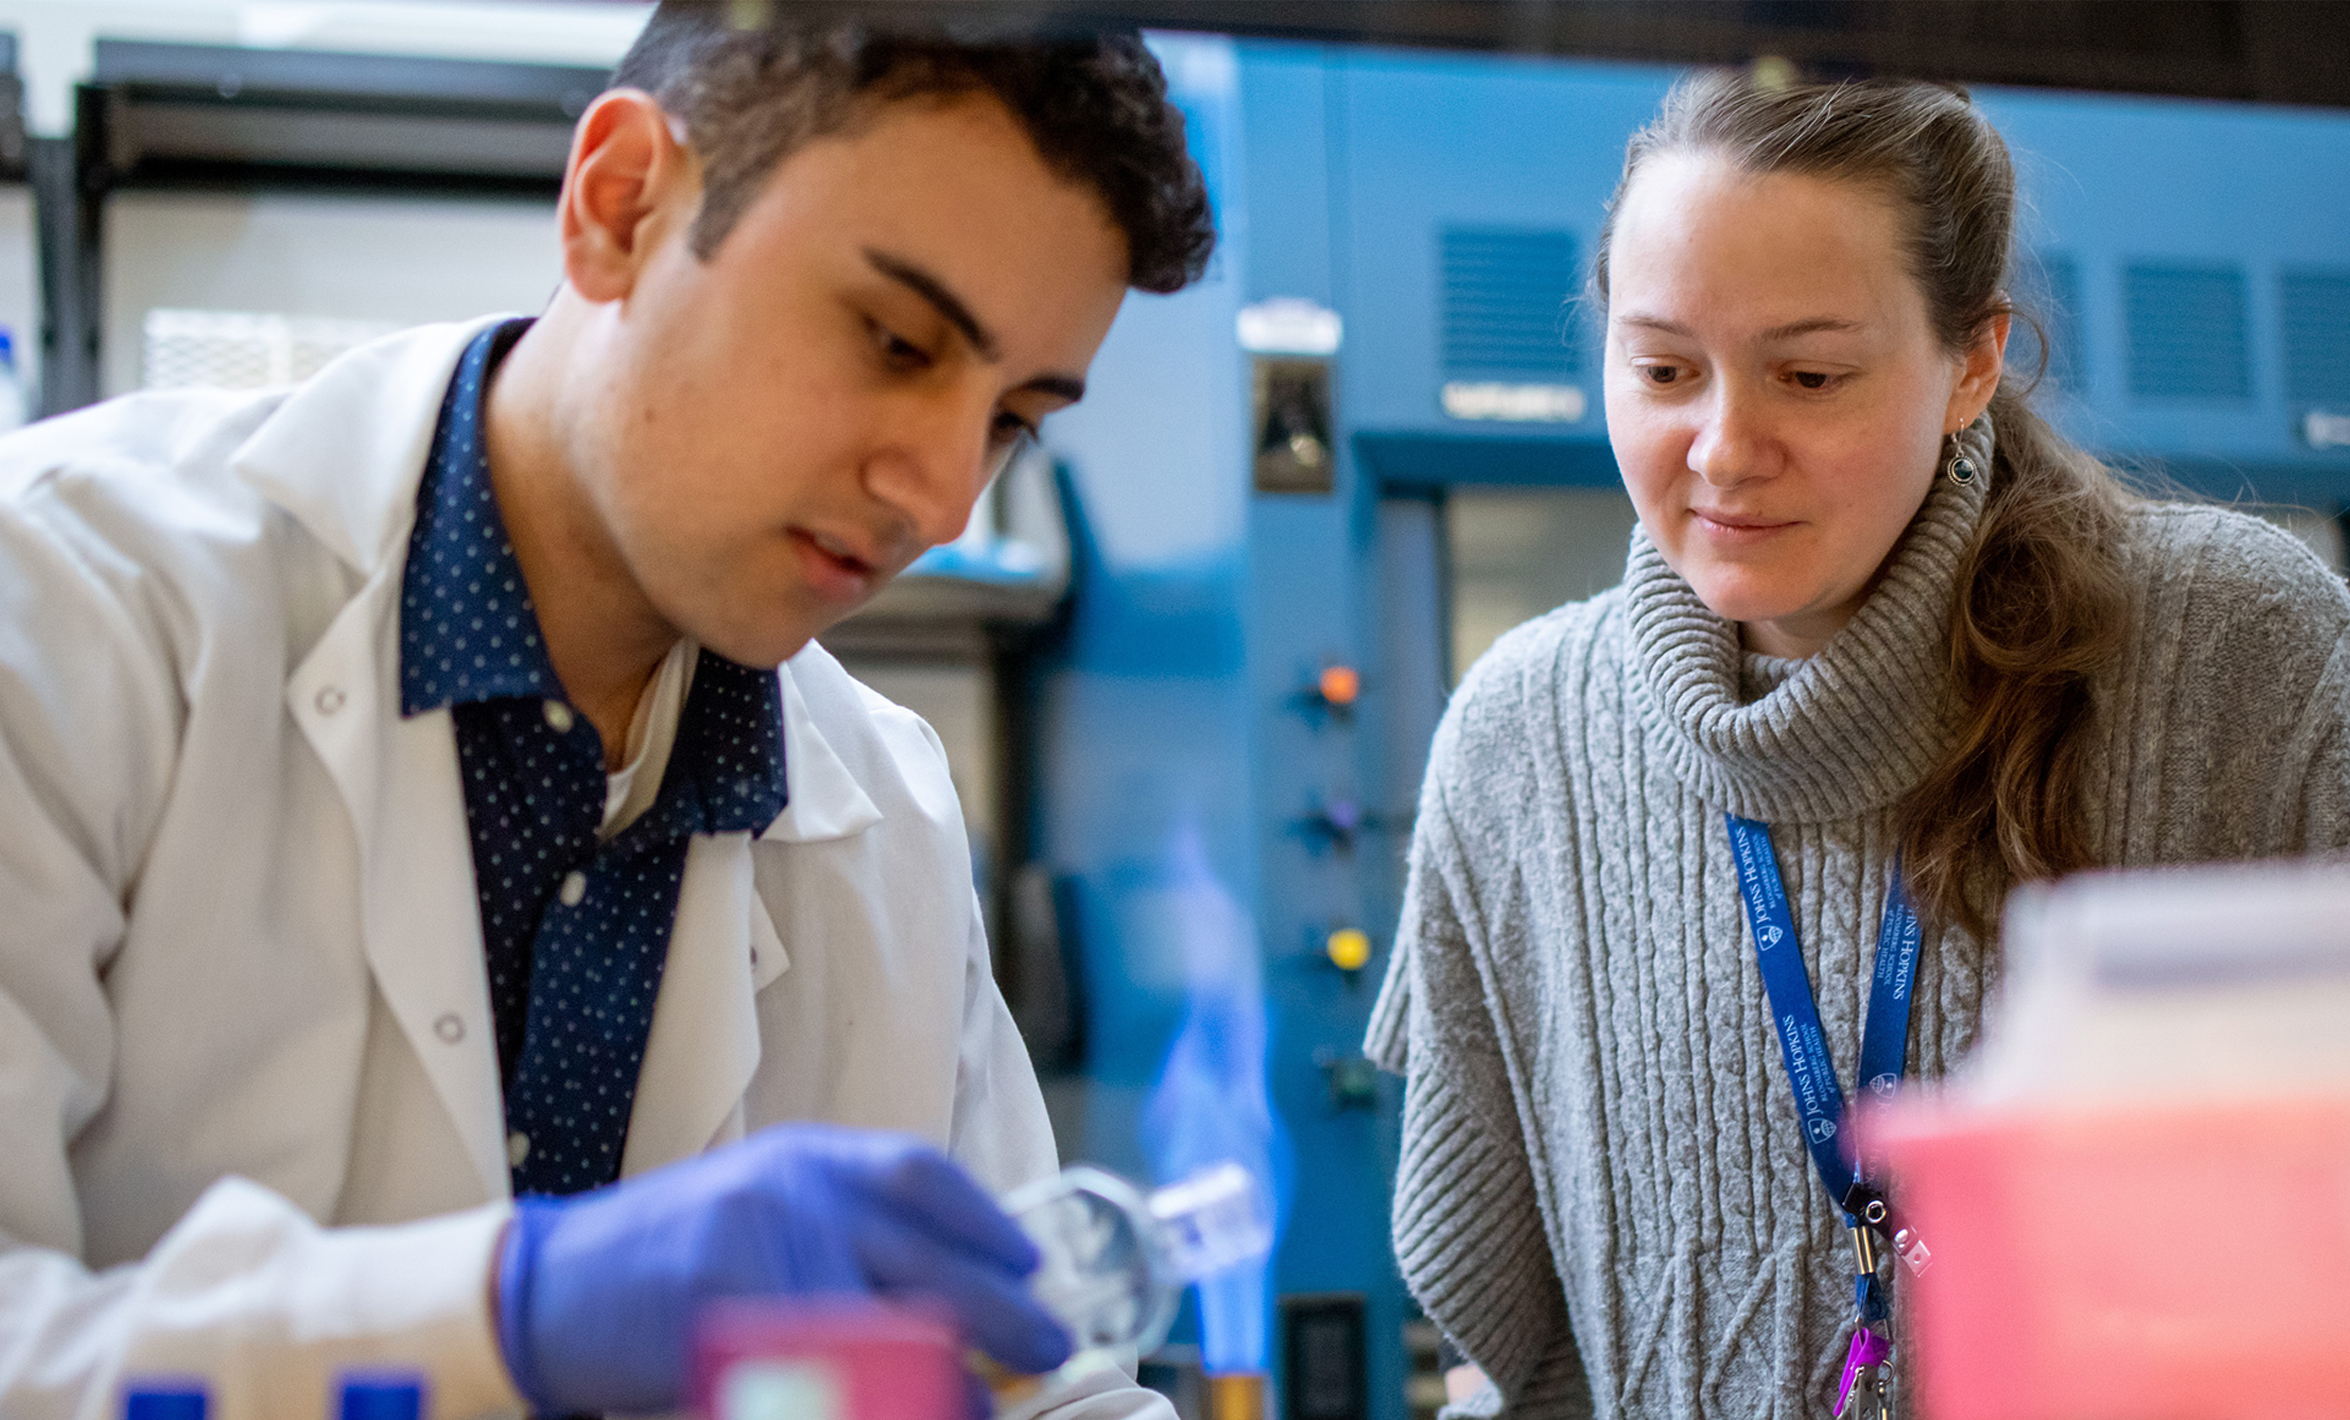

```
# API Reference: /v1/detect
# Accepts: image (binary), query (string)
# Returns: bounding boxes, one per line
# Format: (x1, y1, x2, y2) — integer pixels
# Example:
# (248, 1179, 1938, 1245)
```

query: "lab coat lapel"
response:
(234, 319, 496, 573)
(254, 318, 520, 1203)
(286, 562, 510, 1202)
(762, 658, 882, 846)
(624, 659, 881, 1171)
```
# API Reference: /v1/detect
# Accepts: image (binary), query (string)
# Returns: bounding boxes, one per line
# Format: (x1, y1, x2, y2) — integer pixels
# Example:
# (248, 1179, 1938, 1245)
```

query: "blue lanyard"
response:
(1724, 813, 1921, 1224)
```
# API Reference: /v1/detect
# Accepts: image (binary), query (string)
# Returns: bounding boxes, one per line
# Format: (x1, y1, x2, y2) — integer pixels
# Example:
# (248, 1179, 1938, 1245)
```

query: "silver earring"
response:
(1943, 435, 1979, 486)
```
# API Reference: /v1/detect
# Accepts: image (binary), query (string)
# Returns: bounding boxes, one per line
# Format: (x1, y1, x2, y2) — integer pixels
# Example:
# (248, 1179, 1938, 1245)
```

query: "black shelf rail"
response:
(739, 0, 2350, 111)
(39, 40, 610, 416)
(0, 33, 26, 181)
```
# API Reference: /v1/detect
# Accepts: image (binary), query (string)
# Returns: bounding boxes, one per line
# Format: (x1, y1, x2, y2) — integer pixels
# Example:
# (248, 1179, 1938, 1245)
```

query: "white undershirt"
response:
(599, 641, 698, 839)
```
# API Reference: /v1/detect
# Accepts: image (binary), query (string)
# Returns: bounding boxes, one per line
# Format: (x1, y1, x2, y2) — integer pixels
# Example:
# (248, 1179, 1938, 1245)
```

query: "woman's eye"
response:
(991, 410, 1039, 445)
(1640, 364, 1685, 387)
(1791, 370, 1835, 391)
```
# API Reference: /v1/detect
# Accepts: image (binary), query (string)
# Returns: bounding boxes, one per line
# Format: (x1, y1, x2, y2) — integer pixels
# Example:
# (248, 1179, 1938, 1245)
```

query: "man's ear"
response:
(559, 89, 698, 304)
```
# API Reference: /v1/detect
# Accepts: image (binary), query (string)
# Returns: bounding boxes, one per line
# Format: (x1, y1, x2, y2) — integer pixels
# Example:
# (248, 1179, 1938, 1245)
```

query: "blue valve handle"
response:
(494, 1123, 1074, 1416)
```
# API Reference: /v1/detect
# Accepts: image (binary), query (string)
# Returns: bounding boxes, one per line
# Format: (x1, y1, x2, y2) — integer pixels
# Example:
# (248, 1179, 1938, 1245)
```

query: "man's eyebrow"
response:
(863, 246, 1090, 405)
(863, 247, 1000, 361)
(1026, 374, 1086, 402)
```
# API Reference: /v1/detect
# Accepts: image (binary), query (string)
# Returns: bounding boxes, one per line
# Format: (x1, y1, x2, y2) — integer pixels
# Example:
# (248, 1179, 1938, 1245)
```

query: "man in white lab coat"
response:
(0, 5, 1213, 1417)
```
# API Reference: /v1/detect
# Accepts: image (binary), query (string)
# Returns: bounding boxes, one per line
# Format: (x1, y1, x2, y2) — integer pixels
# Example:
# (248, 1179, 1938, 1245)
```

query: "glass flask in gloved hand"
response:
(1003, 1161, 1274, 1357)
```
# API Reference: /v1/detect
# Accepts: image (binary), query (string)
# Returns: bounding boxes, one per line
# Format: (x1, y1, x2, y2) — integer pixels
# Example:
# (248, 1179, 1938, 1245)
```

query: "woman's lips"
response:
(1689, 509, 1800, 545)
(789, 528, 878, 603)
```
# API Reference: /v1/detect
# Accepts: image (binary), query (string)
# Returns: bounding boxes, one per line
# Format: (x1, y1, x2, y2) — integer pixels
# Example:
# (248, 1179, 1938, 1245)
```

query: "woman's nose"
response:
(1685, 386, 1772, 487)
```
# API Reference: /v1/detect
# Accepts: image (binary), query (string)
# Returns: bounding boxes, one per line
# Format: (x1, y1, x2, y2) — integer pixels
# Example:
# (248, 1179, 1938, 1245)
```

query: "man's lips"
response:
(789, 527, 881, 601)
(802, 525, 883, 570)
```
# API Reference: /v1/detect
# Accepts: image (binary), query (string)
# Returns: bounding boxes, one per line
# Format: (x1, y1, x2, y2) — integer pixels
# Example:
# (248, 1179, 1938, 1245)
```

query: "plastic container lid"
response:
(122, 1387, 206, 1420)
(338, 1375, 425, 1420)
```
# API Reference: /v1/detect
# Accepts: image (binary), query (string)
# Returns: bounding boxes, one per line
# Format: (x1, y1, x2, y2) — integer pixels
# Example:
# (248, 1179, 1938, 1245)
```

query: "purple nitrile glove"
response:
(494, 1123, 1074, 1416)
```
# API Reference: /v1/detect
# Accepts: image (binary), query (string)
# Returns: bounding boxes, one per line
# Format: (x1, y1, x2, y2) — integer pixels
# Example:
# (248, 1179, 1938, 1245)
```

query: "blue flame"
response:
(1139, 824, 1286, 1373)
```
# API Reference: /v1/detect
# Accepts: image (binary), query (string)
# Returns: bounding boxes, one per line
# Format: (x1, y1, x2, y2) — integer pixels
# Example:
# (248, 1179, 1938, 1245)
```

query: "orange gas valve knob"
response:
(1316, 665, 1361, 707)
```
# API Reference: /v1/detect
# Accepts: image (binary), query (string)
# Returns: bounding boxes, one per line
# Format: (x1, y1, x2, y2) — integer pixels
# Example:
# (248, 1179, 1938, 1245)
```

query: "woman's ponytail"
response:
(1898, 387, 2129, 934)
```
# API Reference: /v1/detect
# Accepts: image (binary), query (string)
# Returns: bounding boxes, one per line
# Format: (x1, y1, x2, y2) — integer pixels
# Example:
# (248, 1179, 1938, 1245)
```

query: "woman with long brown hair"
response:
(1368, 72, 2350, 1417)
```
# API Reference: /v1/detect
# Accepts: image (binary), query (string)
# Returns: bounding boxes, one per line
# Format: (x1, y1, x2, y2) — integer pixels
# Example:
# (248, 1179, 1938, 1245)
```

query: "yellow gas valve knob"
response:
(1325, 927, 1372, 972)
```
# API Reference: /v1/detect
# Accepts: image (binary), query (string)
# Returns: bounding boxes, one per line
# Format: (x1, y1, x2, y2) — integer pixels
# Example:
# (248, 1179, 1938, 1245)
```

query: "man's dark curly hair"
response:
(611, 1, 1216, 293)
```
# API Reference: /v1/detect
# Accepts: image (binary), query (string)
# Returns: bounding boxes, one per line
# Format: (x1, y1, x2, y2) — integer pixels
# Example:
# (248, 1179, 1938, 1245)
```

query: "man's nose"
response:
(864, 401, 997, 551)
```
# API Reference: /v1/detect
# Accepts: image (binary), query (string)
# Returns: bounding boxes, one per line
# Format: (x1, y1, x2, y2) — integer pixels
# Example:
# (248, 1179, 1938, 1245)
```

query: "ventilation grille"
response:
(2123, 263, 2250, 400)
(143, 308, 400, 391)
(2280, 268, 2350, 406)
(2010, 252, 2082, 393)
(1440, 227, 1580, 379)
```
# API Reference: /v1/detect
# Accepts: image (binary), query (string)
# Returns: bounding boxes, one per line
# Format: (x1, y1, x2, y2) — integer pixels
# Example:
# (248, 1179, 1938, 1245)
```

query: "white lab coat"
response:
(0, 319, 1158, 1420)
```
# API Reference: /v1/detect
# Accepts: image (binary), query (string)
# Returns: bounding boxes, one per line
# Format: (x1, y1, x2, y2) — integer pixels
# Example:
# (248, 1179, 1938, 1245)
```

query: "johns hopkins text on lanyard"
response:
(1725, 813, 1932, 1420)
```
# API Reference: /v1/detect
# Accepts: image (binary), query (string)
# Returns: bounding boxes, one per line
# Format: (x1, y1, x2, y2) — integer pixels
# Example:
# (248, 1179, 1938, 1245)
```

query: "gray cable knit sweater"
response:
(1364, 468, 2350, 1419)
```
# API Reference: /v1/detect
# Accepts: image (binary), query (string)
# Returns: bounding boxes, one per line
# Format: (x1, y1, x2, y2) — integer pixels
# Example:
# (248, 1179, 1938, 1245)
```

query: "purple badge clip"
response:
(1833, 1326, 1893, 1417)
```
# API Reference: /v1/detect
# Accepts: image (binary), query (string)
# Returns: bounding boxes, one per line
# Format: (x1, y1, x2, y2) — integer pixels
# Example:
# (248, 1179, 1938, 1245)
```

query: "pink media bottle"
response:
(693, 1301, 964, 1420)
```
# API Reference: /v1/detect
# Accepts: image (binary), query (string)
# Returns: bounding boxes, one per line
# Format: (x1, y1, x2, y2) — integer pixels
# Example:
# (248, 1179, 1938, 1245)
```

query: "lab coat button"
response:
(433, 1012, 464, 1044)
(559, 870, 588, 906)
(507, 1131, 530, 1168)
(543, 700, 575, 733)
(313, 685, 346, 715)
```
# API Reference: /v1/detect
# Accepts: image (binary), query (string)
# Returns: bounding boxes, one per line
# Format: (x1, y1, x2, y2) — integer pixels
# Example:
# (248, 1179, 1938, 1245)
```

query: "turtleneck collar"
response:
(1620, 464, 1990, 825)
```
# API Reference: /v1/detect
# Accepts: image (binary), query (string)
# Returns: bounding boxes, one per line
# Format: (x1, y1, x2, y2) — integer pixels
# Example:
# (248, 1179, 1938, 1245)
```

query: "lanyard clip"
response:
(1842, 1186, 1931, 1277)
(1890, 1223, 1932, 1277)
(1842, 1184, 1891, 1231)
(1848, 1220, 1890, 1325)
(1848, 1219, 1881, 1277)
(1833, 1328, 1895, 1420)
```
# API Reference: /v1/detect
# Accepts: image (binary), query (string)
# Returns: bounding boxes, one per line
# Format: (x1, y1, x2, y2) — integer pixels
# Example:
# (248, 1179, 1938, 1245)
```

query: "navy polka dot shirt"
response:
(399, 320, 790, 1197)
